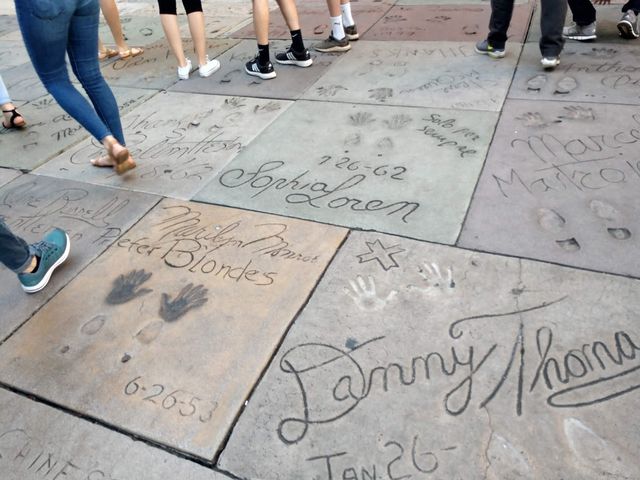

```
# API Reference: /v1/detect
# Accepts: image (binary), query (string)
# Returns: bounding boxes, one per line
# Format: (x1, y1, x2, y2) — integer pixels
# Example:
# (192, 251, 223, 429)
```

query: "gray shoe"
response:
(563, 21, 597, 41)
(345, 25, 359, 41)
(314, 34, 351, 53)
(618, 11, 639, 39)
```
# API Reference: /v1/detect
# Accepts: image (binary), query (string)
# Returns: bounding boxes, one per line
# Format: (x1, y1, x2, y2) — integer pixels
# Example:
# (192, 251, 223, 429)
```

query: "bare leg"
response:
(276, 0, 301, 31)
(253, 0, 270, 45)
(187, 11, 207, 65)
(160, 14, 187, 67)
(326, 0, 341, 18)
(99, 0, 129, 51)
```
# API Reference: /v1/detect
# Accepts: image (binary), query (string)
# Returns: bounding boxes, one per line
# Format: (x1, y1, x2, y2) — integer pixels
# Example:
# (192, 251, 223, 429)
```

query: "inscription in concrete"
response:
(231, 0, 392, 40)
(35, 92, 290, 199)
(0, 174, 158, 340)
(219, 231, 640, 479)
(169, 40, 339, 100)
(510, 42, 640, 105)
(0, 199, 347, 459)
(0, 389, 230, 479)
(195, 100, 496, 243)
(100, 38, 238, 90)
(99, 15, 165, 48)
(303, 41, 519, 110)
(459, 99, 640, 277)
(0, 88, 153, 170)
(364, 4, 531, 42)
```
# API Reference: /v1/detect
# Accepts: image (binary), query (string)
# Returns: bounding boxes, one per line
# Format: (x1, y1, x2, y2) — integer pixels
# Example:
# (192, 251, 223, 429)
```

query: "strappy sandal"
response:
(108, 144, 136, 175)
(118, 47, 144, 59)
(2, 108, 26, 129)
(98, 47, 118, 61)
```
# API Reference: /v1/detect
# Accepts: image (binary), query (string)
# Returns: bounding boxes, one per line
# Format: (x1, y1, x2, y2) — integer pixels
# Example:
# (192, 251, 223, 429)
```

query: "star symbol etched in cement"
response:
(356, 239, 406, 271)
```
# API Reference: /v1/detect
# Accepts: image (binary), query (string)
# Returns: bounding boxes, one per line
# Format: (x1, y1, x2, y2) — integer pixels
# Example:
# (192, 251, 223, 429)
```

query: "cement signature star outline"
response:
(356, 239, 406, 271)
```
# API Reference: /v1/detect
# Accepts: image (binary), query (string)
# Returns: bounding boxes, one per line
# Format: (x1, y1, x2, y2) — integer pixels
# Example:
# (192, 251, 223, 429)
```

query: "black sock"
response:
(258, 43, 270, 65)
(290, 30, 305, 52)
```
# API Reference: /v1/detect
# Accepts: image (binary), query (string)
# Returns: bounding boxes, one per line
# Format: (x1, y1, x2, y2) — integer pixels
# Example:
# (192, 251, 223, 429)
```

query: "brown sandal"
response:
(98, 47, 118, 61)
(2, 108, 26, 129)
(108, 144, 136, 175)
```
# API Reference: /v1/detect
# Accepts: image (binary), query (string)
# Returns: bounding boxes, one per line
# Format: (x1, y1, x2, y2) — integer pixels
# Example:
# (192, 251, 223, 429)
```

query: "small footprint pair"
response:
(527, 74, 577, 95)
(537, 200, 632, 252)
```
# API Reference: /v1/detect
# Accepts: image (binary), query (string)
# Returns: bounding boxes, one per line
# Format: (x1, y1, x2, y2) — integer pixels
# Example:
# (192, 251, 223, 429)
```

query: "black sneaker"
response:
(275, 46, 313, 67)
(314, 34, 351, 53)
(345, 25, 359, 41)
(245, 56, 277, 79)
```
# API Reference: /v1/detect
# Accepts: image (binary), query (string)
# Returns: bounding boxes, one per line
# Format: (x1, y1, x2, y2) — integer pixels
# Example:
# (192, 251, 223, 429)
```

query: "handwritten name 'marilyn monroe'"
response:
(276, 297, 640, 445)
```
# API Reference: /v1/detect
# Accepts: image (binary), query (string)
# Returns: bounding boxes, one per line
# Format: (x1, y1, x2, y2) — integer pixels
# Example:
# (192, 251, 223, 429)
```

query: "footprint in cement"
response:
(564, 417, 637, 478)
(80, 315, 107, 336)
(589, 200, 632, 240)
(135, 320, 164, 344)
(555, 77, 578, 94)
(537, 208, 581, 252)
(486, 433, 533, 480)
(526, 74, 547, 92)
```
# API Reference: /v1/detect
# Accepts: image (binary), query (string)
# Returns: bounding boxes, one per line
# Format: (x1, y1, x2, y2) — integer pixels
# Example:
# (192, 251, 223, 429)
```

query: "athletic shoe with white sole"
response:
(18, 228, 70, 293)
(541, 56, 560, 70)
(199, 55, 221, 77)
(275, 47, 313, 67)
(474, 39, 505, 59)
(314, 34, 351, 53)
(563, 21, 597, 41)
(245, 56, 277, 79)
(345, 25, 359, 41)
(177, 58, 192, 80)
(618, 11, 639, 39)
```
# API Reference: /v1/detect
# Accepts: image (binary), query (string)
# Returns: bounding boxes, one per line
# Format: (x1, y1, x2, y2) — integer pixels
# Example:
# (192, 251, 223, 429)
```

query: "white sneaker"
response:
(198, 55, 221, 78)
(177, 58, 192, 80)
(541, 56, 560, 70)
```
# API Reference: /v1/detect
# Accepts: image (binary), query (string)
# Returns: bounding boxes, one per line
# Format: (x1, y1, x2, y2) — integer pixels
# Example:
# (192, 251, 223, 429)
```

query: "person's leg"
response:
(158, 0, 188, 68)
(183, 0, 207, 66)
(272, 0, 312, 67)
(619, 0, 640, 39)
(539, 0, 567, 61)
(622, 0, 640, 14)
(0, 222, 33, 273)
(99, 0, 143, 56)
(245, 0, 276, 79)
(340, 0, 358, 40)
(487, 0, 514, 50)
(568, 0, 596, 25)
(314, 0, 350, 51)
(0, 74, 25, 128)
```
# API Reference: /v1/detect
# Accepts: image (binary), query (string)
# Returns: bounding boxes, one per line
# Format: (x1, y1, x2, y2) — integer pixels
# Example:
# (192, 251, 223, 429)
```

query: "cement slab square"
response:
(219, 230, 640, 480)
(168, 40, 339, 100)
(35, 92, 291, 199)
(510, 42, 640, 105)
(0, 167, 20, 187)
(0, 15, 18, 38)
(0, 40, 29, 68)
(0, 199, 347, 459)
(363, 4, 532, 42)
(0, 87, 154, 171)
(303, 41, 520, 111)
(459, 99, 640, 277)
(0, 389, 230, 479)
(0, 63, 47, 103)
(194, 100, 497, 243)
(100, 38, 238, 90)
(230, 1, 392, 39)
(0, 174, 158, 341)
(195, 15, 252, 38)
(99, 15, 165, 48)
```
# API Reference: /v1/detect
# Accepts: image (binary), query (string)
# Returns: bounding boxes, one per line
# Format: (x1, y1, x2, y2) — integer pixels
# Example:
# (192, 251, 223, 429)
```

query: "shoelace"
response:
(31, 241, 56, 262)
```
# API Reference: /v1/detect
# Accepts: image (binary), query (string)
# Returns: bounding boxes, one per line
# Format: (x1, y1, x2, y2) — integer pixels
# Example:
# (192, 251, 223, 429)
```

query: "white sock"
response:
(341, 3, 355, 27)
(331, 15, 345, 40)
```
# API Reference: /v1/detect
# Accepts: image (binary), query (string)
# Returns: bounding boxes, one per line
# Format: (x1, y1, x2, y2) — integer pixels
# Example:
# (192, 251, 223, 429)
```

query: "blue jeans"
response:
(0, 221, 34, 273)
(14, 0, 125, 144)
(0, 75, 11, 105)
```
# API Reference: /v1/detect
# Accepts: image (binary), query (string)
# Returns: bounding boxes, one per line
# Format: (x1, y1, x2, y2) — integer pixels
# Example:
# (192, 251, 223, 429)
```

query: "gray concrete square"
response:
(35, 92, 291, 199)
(0, 199, 347, 459)
(100, 38, 238, 91)
(194, 100, 497, 243)
(0, 63, 47, 103)
(510, 42, 640, 104)
(169, 40, 339, 100)
(0, 167, 19, 187)
(219, 230, 640, 479)
(0, 174, 158, 341)
(363, 4, 532, 43)
(303, 41, 520, 111)
(0, 14, 18, 39)
(0, 389, 230, 479)
(459, 99, 640, 277)
(0, 40, 29, 68)
(0, 87, 154, 170)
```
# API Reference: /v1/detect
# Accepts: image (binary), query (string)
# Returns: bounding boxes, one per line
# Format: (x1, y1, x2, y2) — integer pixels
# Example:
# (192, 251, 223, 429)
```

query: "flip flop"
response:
(2, 108, 26, 129)
(118, 47, 144, 59)
(98, 47, 118, 61)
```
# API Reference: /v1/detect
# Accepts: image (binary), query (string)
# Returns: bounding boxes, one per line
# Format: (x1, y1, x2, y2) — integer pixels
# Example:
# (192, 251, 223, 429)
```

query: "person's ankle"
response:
(22, 256, 38, 274)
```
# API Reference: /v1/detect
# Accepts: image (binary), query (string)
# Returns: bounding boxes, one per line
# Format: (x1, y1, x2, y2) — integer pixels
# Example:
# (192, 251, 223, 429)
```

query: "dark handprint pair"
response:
(106, 269, 208, 321)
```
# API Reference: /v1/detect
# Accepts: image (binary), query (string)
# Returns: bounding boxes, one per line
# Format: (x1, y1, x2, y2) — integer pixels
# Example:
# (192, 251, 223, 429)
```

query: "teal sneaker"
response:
(475, 39, 506, 59)
(18, 228, 70, 293)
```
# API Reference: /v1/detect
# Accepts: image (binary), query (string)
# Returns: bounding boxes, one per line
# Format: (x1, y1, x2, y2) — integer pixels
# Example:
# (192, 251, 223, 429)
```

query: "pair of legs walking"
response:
(98, 0, 144, 60)
(14, 0, 135, 173)
(565, 0, 640, 40)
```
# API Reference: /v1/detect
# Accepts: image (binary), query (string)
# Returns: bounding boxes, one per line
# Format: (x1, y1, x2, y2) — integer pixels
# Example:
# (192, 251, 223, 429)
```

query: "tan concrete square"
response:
(219, 230, 640, 479)
(0, 174, 158, 341)
(0, 389, 229, 479)
(303, 41, 520, 111)
(34, 92, 291, 199)
(0, 199, 347, 459)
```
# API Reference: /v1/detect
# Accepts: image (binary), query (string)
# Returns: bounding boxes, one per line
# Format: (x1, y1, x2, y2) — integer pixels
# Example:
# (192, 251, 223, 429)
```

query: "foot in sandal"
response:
(2, 104, 26, 129)
(92, 137, 137, 175)
(118, 47, 144, 59)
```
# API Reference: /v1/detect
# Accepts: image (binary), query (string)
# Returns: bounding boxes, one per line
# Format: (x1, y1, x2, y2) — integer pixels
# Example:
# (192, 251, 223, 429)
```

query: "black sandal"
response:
(2, 108, 26, 129)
